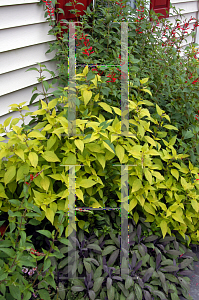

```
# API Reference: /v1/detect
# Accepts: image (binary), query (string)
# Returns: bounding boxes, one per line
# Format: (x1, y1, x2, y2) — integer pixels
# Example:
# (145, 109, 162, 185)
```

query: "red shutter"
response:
(55, 0, 92, 35)
(150, 0, 170, 19)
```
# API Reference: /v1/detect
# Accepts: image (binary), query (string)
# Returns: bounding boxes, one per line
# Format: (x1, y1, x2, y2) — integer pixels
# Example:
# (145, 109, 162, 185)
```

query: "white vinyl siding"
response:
(170, 0, 199, 52)
(0, 1, 58, 127)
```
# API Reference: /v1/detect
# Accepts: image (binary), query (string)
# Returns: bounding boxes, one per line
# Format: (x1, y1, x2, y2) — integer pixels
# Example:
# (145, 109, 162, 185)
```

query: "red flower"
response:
(107, 73, 117, 83)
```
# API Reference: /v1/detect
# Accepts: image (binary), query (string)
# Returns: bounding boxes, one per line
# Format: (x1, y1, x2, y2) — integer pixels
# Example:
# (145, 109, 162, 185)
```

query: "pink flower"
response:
(22, 267, 28, 273)
(28, 269, 34, 276)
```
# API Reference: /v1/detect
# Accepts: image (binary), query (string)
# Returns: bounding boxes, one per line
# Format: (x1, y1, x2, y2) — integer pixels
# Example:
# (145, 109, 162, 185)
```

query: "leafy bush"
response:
(1, 65, 199, 247)
(1, 0, 199, 298)
(38, 0, 199, 169)
(52, 214, 197, 300)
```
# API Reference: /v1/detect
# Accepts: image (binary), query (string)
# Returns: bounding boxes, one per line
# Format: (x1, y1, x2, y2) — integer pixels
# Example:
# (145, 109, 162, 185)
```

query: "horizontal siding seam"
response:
(0, 58, 58, 76)
(0, 75, 59, 98)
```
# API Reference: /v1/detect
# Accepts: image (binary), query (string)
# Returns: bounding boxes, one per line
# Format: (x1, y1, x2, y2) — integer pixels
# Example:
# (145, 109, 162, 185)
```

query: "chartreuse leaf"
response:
(115, 144, 124, 163)
(140, 78, 149, 84)
(131, 178, 142, 193)
(15, 148, 25, 161)
(29, 152, 38, 168)
(191, 200, 199, 212)
(4, 165, 16, 185)
(96, 153, 106, 169)
(4, 116, 12, 128)
(141, 88, 152, 97)
(76, 178, 97, 188)
(156, 104, 163, 116)
(144, 168, 152, 185)
(129, 197, 137, 212)
(83, 65, 89, 76)
(171, 169, 179, 181)
(83, 90, 92, 105)
(28, 130, 46, 139)
(163, 125, 178, 131)
(103, 140, 115, 154)
(76, 189, 84, 202)
(98, 102, 112, 114)
(42, 151, 60, 162)
(48, 98, 58, 109)
(0, 183, 8, 198)
(74, 139, 84, 152)
(144, 203, 156, 215)
(160, 220, 167, 238)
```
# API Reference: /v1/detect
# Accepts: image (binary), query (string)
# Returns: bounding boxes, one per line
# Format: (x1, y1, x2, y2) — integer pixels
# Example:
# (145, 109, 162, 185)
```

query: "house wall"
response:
(170, 0, 199, 53)
(0, 0, 58, 128)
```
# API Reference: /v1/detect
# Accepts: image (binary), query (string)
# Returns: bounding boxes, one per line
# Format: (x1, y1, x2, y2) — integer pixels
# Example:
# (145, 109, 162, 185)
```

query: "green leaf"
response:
(36, 230, 52, 239)
(38, 289, 51, 300)
(0, 248, 15, 257)
(42, 81, 49, 92)
(83, 259, 92, 273)
(57, 282, 66, 300)
(93, 277, 104, 292)
(9, 286, 21, 300)
(183, 130, 194, 140)
(134, 283, 142, 300)
(160, 265, 179, 272)
(26, 67, 39, 72)
(102, 245, 117, 256)
(152, 290, 167, 300)
(107, 285, 115, 300)
(125, 275, 133, 289)
(87, 243, 102, 252)
(71, 286, 85, 292)
(22, 290, 31, 300)
(43, 258, 51, 272)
